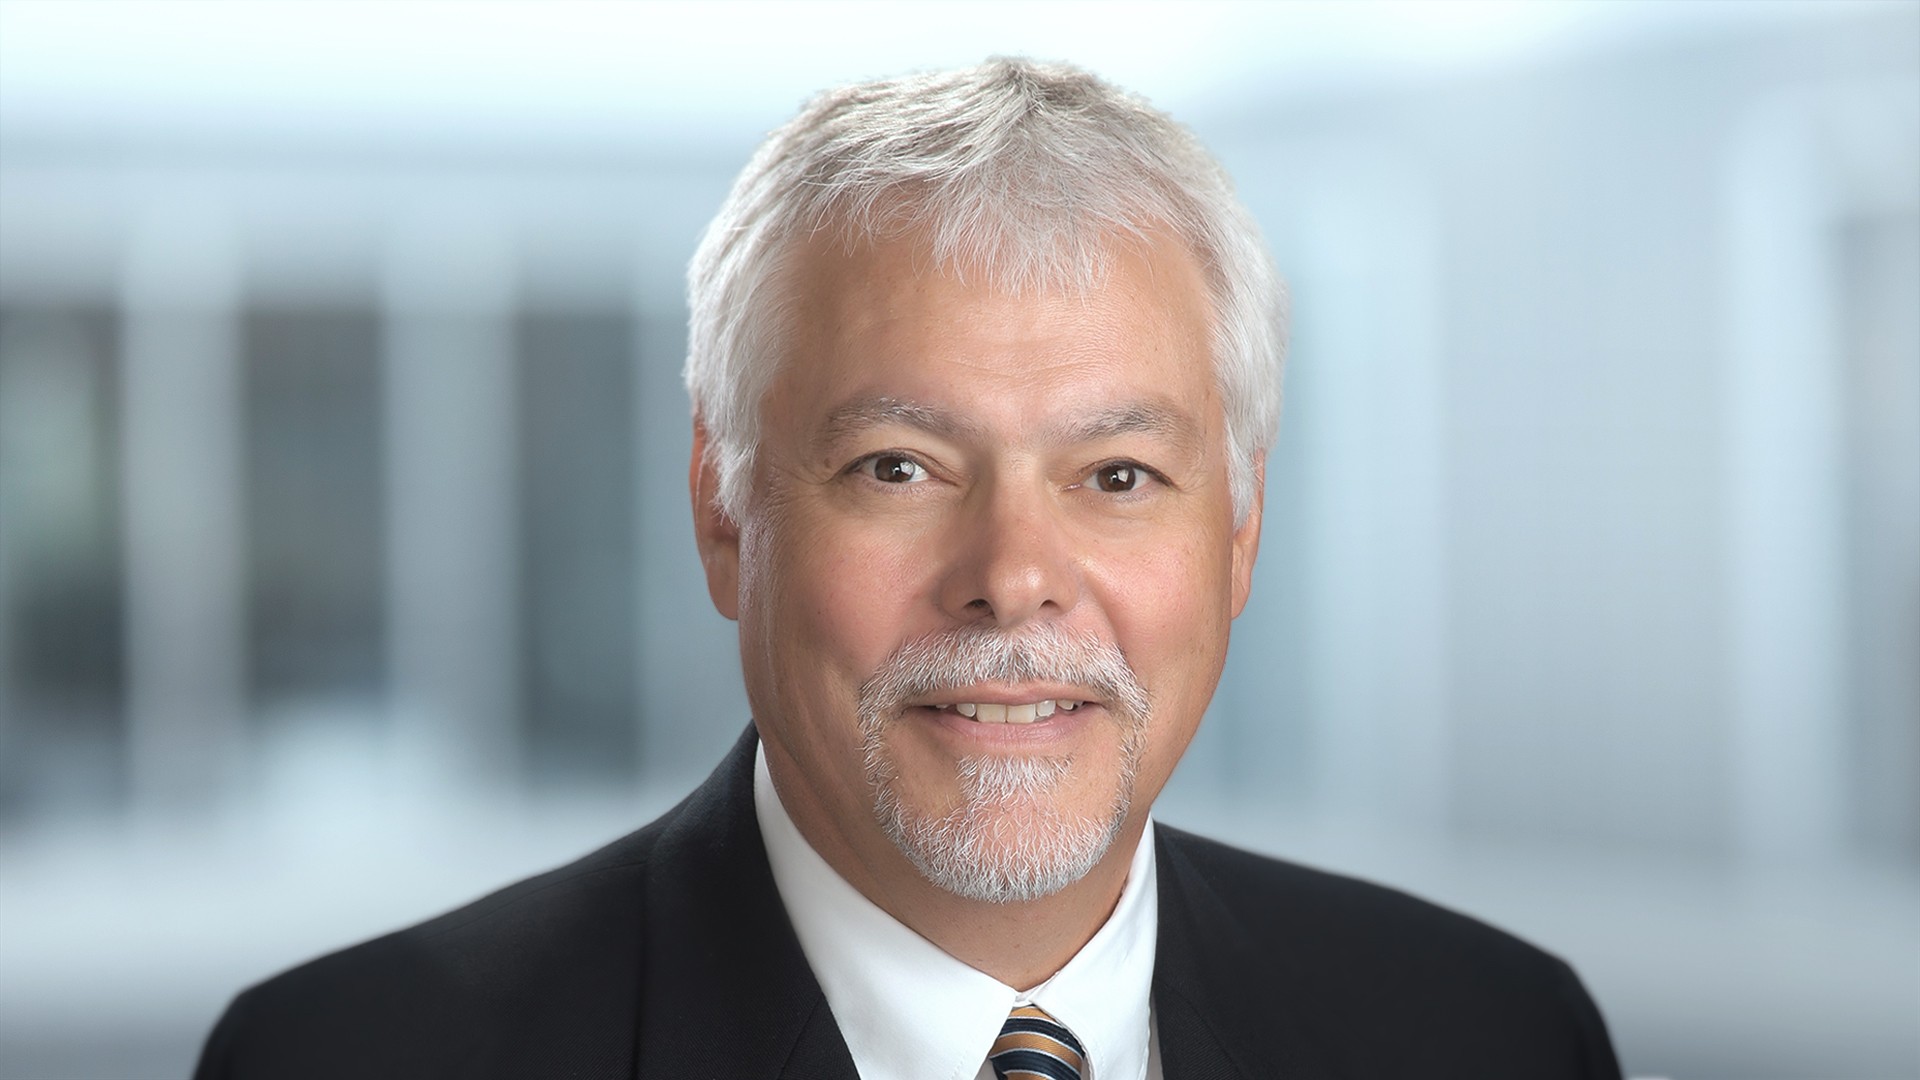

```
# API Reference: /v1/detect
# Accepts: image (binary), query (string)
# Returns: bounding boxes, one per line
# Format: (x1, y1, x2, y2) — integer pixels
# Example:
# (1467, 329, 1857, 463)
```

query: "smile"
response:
(931, 700, 1085, 724)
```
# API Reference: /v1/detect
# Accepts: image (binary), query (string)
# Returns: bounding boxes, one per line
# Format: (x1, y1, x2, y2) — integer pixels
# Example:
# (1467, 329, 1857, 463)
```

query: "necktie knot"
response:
(989, 1004, 1086, 1080)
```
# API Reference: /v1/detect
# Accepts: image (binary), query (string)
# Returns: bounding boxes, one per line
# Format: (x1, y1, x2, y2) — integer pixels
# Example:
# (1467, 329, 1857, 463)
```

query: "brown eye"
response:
(861, 454, 927, 483)
(1093, 463, 1142, 492)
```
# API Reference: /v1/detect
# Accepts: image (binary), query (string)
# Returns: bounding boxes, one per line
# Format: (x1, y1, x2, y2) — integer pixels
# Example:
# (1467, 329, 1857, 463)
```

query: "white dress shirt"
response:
(754, 744, 1162, 1080)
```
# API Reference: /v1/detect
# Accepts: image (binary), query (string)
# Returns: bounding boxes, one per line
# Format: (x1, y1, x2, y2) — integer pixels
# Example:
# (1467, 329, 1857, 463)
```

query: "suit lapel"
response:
(1151, 827, 1345, 1080)
(634, 726, 858, 1079)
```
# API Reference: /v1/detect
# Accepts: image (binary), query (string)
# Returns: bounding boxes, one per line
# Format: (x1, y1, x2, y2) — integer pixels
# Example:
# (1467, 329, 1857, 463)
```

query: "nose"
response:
(936, 476, 1082, 628)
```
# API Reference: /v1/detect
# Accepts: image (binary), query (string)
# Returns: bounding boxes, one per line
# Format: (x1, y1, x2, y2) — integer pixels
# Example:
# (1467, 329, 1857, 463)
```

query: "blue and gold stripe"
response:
(989, 1004, 1086, 1080)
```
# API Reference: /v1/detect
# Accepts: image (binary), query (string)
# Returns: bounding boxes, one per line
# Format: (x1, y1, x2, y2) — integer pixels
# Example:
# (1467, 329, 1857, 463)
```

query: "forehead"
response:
(767, 227, 1220, 436)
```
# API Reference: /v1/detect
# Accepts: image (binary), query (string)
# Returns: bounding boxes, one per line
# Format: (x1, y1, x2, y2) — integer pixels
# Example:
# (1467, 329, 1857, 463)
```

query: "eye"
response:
(854, 453, 929, 484)
(1086, 461, 1153, 493)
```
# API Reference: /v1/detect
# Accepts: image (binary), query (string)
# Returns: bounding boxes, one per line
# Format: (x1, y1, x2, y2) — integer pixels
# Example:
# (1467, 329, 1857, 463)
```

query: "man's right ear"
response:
(689, 416, 741, 621)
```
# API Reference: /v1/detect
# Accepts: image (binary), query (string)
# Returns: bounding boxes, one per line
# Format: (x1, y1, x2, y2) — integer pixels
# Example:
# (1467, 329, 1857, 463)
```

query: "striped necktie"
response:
(989, 1003, 1087, 1080)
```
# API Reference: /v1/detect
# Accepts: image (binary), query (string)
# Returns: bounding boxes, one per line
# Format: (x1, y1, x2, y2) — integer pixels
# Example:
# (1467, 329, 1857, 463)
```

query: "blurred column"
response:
(0, 372, 9, 748)
(118, 207, 247, 812)
(1290, 144, 1451, 830)
(381, 208, 521, 791)
(1723, 98, 1850, 862)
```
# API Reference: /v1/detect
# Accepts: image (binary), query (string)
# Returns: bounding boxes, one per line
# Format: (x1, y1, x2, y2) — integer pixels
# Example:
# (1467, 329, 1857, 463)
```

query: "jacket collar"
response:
(1151, 825, 1345, 1080)
(634, 725, 858, 1079)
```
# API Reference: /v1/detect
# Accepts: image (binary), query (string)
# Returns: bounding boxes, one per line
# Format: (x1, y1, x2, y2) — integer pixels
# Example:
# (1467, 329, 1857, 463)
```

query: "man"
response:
(196, 59, 1621, 1079)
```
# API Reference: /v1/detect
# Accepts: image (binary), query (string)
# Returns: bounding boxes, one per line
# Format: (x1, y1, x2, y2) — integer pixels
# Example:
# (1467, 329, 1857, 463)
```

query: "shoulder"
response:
(195, 820, 662, 1080)
(1159, 824, 1552, 971)
(1153, 825, 1621, 1077)
(194, 729, 771, 1079)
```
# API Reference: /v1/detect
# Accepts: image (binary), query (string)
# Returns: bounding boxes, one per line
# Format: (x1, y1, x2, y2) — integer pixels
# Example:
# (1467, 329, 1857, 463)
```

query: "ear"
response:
(690, 415, 741, 621)
(1229, 454, 1265, 620)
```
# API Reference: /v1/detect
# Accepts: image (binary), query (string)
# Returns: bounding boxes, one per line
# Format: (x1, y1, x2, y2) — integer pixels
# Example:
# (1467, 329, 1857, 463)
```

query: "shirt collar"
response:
(754, 742, 1158, 1080)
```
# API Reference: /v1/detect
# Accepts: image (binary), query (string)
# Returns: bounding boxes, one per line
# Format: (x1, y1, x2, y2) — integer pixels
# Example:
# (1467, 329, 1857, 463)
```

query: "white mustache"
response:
(856, 623, 1151, 728)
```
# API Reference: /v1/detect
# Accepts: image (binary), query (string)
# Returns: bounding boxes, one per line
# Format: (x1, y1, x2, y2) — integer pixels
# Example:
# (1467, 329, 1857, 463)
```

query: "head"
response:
(686, 59, 1287, 906)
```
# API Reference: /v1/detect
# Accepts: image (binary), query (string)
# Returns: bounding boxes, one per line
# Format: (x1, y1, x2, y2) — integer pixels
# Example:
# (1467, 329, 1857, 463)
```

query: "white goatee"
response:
(856, 623, 1150, 904)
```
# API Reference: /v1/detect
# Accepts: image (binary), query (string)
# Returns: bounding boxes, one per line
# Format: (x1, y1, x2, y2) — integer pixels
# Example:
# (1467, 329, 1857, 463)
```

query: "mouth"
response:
(919, 698, 1091, 725)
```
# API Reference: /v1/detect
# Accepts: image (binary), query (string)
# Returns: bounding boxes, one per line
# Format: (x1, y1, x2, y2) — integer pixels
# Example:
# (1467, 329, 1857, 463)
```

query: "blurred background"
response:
(1, 1, 1916, 1077)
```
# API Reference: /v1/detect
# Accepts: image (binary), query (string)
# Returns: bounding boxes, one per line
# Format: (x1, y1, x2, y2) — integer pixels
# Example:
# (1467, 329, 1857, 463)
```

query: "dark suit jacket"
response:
(195, 726, 1621, 1079)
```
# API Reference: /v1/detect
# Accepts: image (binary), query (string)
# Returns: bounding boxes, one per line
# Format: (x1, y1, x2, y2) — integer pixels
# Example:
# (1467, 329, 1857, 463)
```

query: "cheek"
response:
(1091, 530, 1235, 767)
(1099, 531, 1235, 672)
(750, 511, 932, 685)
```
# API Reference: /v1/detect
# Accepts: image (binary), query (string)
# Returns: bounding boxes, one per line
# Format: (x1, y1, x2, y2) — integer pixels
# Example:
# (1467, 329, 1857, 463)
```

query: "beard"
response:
(855, 623, 1152, 904)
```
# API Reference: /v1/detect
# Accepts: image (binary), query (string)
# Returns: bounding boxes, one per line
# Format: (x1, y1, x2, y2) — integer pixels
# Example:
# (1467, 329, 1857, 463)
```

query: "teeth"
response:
(943, 699, 1084, 721)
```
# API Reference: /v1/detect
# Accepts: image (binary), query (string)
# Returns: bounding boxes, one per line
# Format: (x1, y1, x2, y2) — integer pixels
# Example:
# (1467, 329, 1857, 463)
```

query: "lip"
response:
(904, 701, 1103, 750)
(904, 685, 1102, 709)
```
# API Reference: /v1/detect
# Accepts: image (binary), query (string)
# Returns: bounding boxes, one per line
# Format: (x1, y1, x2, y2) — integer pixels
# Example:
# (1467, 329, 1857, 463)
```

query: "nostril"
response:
(966, 598, 992, 612)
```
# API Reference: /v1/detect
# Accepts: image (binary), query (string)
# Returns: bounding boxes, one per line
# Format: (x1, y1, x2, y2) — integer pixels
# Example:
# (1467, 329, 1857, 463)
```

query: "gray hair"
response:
(685, 57, 1287, 523)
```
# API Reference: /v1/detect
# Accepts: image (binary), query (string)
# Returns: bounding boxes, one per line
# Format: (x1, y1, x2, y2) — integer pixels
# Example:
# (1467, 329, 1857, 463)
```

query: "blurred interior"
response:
(1, 2, 1916, 1077)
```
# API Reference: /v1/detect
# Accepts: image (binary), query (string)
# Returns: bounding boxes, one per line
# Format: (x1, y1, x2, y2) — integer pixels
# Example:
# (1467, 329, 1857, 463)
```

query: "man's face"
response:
(694, 228, 1262, 904)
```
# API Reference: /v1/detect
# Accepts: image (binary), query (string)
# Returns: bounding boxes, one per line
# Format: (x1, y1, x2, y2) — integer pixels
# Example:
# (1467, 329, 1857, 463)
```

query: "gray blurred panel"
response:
(242, 310, 385, 713)
(1841, 212, 1920, 863)
(517, 311, 638, 785)
(0, 307, 126, 818)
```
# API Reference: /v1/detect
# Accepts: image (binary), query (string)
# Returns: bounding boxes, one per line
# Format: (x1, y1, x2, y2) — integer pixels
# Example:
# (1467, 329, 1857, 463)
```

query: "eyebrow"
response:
(1056, 401, 1202, 451)
(815, 394, 1203, 455)
(817, 396, 986, 448)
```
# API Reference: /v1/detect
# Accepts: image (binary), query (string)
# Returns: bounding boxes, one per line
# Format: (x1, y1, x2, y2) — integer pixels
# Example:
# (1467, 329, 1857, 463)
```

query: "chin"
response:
(872, 753, 1133, 904)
